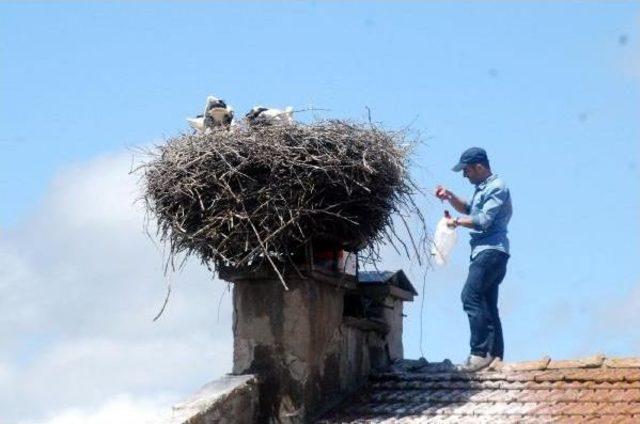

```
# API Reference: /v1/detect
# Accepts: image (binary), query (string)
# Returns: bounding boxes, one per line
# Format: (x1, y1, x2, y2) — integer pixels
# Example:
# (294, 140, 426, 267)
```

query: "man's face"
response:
(463, 164, 483, 185)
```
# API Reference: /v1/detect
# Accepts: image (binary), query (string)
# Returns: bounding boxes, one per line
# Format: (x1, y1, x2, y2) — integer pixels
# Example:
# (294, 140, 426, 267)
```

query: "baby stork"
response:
(187, 96, 234, 133)
(245, 106, 294, 126)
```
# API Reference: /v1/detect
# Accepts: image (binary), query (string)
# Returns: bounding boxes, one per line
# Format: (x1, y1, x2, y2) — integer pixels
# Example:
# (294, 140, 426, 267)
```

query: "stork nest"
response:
(138, 120, 426, 281)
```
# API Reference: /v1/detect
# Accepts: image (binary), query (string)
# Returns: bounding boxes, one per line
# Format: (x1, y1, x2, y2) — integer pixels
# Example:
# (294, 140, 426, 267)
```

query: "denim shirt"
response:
(465, 174, 512, 259)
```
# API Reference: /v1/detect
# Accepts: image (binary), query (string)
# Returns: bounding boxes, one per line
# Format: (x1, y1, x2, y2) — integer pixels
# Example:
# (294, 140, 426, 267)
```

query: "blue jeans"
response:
(461, 249, 509, 359)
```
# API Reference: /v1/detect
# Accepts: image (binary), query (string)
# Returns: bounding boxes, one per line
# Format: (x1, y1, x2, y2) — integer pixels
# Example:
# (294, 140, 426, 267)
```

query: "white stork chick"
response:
(205, 105, 234, 130)
(245, 106, 294, 125)
(203, 96, 234, 129)
(187, 95, 234, 133)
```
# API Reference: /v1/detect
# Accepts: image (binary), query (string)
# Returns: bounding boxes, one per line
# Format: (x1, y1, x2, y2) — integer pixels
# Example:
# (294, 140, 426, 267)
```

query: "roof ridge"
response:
(492, 354, 640, 372)
(393, 355, 640, 375)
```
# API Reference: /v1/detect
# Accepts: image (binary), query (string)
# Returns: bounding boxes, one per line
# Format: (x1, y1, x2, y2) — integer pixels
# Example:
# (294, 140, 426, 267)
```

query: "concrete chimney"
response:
(219, 250, 417, 423)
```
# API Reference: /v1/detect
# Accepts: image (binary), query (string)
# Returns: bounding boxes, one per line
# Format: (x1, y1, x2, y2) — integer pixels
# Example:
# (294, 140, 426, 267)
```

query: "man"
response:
(435, 147, 512, 371)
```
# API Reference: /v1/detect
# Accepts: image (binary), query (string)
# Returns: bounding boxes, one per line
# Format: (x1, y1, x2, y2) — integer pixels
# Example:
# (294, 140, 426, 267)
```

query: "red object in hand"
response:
(436, 186, 451, 201)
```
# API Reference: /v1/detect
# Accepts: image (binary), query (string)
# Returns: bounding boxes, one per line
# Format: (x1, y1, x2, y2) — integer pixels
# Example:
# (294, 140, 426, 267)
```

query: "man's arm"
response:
(447, 186, 508, 230)
(435, 185, 469, 214)
(448, 215, 475, 229)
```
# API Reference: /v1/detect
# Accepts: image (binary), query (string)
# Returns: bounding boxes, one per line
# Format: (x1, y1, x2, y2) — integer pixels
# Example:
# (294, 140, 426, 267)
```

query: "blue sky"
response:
(1, 2, 639, 423)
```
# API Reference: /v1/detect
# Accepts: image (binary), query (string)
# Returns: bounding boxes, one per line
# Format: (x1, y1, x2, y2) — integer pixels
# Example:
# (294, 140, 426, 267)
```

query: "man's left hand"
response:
(446, 217, 458, 228)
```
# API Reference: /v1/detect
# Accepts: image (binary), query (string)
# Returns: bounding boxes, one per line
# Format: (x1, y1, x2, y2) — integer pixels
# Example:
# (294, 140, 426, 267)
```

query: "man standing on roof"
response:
(435, 147, 512, 372)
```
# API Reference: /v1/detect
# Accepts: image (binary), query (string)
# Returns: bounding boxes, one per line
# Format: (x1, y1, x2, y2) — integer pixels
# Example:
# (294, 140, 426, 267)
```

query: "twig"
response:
(153, 273, 173, 322)
(247, 214, 290, 291)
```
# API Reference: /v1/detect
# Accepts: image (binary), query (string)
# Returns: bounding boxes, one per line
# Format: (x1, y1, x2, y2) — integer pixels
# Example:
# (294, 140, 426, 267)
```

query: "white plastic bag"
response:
(431, 210, 457, 266)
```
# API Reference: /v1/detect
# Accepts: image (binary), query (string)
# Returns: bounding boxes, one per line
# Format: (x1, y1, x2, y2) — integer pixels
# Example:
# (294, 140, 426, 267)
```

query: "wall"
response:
(161, 374, 259, 424)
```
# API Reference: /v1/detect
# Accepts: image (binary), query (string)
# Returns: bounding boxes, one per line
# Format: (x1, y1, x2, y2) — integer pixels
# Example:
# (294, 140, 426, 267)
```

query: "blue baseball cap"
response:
(452, 147, 489, 172)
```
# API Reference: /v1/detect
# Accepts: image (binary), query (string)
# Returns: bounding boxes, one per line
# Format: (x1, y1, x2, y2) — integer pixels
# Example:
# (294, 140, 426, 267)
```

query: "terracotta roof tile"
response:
(546, 354, 605, 369)
(624, 371, 640, 382)
(556, 416, 592, 424)
(499, 402, 537, 415)
(563, 369, 628, 382)
(504, 372, 537, 382)
(513, 389, 541, 402)
(581, 388, 614, 402)
(320, 355, 640, 423)
(597, 402, 632, 415)
(586, 416, 623, 424)
(604, 357, 640, 368)
(502, 356, 551, 371)
(532, 370, 566, 382)
(620, 389, 640, 402)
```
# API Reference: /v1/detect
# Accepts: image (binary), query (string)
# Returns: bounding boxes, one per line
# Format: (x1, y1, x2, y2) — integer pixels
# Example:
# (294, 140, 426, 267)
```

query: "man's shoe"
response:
(457, 353, 493, 372)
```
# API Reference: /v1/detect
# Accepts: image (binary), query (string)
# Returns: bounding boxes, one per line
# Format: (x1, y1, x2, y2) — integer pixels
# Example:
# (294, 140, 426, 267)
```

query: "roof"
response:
(358, 270, 418, 296)
(319, 355, 640, 423)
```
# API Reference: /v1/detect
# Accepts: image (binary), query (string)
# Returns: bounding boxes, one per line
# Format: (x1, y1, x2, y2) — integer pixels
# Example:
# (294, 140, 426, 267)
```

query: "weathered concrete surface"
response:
(161, 374, 259, 424)
(233, 276, 380, 423)
(383, 298, 404, 361)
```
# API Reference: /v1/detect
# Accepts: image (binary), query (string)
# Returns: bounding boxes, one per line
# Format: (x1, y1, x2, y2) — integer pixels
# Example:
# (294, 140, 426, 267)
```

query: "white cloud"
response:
(0, 151, 234, 422)
(20, 394, 174, 424)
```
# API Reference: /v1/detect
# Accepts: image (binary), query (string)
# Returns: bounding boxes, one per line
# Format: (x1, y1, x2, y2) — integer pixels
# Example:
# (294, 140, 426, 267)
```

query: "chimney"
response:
(220, 245, 417, 423)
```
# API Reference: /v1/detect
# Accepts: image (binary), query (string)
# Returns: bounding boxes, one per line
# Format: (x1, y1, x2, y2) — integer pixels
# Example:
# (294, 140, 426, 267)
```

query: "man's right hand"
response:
(435, 185, 469, 214)
(435, 185, 450, 201)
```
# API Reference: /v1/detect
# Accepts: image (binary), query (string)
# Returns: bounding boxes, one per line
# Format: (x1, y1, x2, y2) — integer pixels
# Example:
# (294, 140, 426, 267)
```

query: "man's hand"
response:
(446, 217, 458, 228)
(435, 185, 451, 201)
(435, 185, 470, 214)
